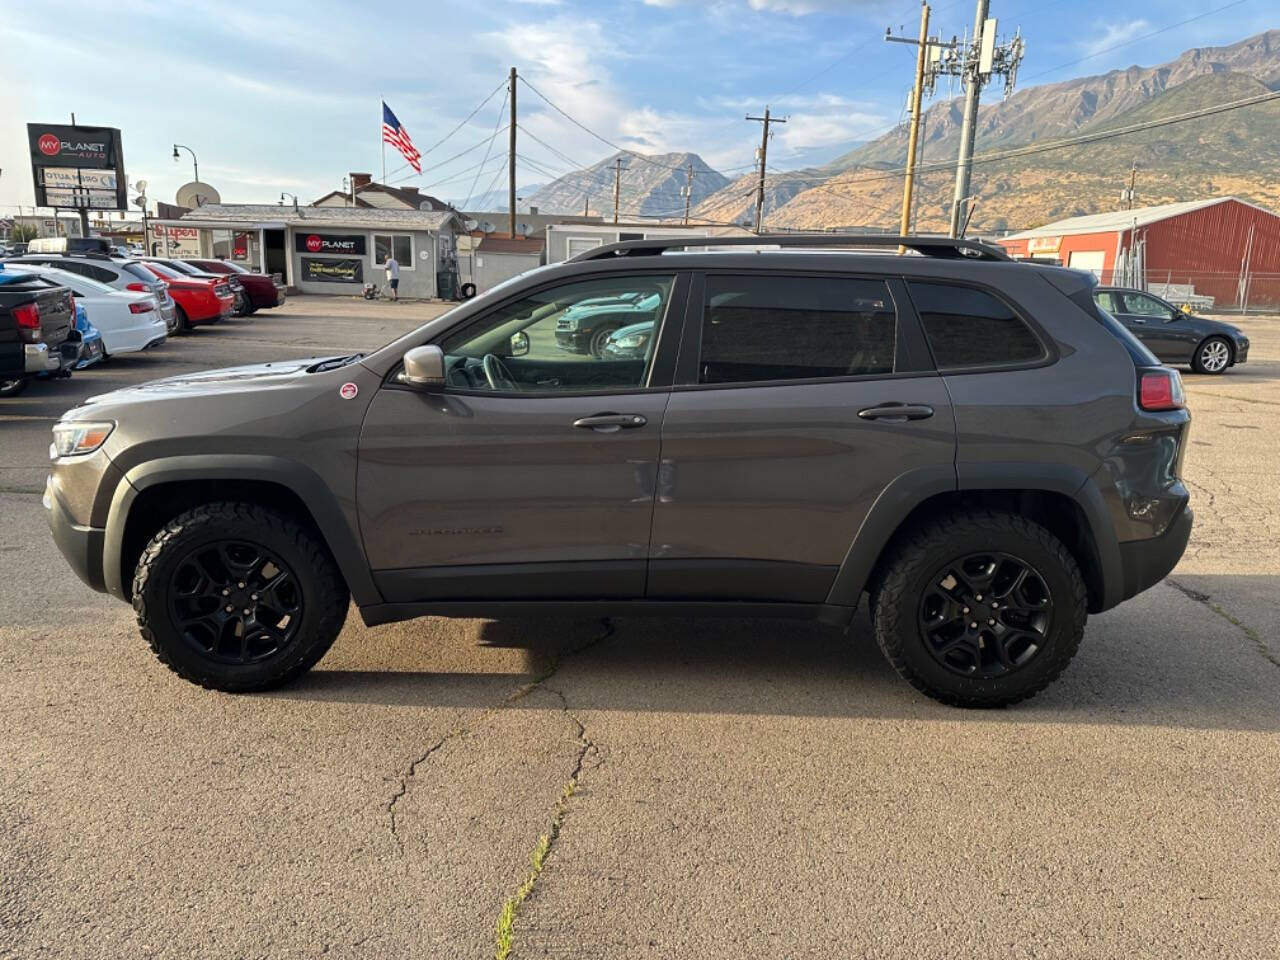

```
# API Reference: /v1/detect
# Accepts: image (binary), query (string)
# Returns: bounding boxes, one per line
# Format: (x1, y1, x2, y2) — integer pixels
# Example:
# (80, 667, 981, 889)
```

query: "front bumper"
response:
(1118, 503, 1193, 603)
(554, 329, 591, 353)
(1234, 339, 1249, 364)
(44, 476, 107, 593)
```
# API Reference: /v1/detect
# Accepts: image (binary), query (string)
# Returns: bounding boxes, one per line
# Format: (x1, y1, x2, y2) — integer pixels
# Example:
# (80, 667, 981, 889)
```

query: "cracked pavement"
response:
(2, 299, 1278, 959)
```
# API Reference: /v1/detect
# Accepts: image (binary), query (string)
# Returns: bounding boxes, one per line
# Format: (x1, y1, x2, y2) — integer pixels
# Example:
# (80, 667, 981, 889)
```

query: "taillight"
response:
(1139, 368, 1185, 411)
(13, 302, 41, 342)
(129, 301, 154, 314)
(126, 282, 149, 292)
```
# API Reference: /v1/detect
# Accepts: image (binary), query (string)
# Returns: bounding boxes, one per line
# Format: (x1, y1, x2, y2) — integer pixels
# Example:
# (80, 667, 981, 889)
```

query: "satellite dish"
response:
(516, 222, 532, 237)
(463, 219, 479, 231)
(418, 200, 434, 211)
(135, 179, 148, 193)
(176, 180, 221, 208)
(480, 221, 495, 234)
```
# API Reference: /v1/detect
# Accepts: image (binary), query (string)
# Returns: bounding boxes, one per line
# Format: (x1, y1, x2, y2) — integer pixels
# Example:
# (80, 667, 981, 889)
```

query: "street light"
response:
(172, 144, 199, 185)
(279, 192, 300, 215)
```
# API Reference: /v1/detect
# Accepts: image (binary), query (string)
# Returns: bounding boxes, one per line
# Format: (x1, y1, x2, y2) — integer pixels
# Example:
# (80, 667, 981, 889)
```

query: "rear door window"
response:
(908, 281, 1046, 370)
(697, 274, 897, 384)
(1094, 291, 1123, 313)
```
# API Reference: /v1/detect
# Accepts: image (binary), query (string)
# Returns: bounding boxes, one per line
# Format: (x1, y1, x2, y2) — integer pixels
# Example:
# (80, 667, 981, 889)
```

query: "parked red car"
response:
(140, 262, 234, 331)
(184, 259, 286, 313)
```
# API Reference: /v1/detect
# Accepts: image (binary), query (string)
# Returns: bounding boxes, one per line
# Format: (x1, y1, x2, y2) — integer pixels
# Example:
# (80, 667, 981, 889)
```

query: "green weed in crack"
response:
(383, 618, 613, 863)
(1166, 578, 1280, 670)
(495, 691, 597, 960)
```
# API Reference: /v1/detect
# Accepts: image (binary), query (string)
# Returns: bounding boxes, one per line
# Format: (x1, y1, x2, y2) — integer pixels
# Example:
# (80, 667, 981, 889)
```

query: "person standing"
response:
(384, 253, 400, 301)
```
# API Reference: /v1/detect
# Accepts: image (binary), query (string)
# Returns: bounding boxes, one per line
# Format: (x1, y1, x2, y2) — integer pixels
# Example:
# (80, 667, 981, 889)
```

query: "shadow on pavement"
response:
(275, 577, 1280, 732)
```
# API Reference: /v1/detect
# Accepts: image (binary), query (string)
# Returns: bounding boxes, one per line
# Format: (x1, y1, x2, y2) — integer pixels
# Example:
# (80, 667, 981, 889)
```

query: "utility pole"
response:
(928, 0, 1024, 237)
(508, 66, 518, 239)
(613, 156, 623, 226)
(1123, 159, 1138, 210)
(746, 107, 786, 233)
(886, 3, 934, 245)
(681, 162, 694, 225)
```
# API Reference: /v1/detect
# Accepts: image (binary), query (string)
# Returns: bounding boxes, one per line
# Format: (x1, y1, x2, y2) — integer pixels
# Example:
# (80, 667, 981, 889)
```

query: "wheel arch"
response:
(825, 463, 1123, 614)
(105, 455, 379, 606)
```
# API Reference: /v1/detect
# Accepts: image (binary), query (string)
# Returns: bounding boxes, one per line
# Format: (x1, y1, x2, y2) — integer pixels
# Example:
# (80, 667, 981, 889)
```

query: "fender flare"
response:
(102, 454, 381, 606)
(823, 462, 1123, 611)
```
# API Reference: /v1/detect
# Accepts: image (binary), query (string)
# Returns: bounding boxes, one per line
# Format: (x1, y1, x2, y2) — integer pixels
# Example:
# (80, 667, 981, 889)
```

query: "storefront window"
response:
(211, 229, 233, 259)
(374, 233, 414, 270)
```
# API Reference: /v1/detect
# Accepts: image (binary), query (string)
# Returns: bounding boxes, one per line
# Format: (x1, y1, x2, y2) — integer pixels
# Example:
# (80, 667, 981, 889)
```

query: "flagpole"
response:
(380, 98, 386, 184)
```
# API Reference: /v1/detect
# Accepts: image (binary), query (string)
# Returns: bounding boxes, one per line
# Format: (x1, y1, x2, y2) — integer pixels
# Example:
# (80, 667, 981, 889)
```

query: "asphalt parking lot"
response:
(2, 296, 1278, 959)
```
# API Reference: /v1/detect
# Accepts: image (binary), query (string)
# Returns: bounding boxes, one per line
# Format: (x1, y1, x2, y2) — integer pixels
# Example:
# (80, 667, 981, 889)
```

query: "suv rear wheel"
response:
(872, 510, 1087, 708)
(132, 502, 348, 692)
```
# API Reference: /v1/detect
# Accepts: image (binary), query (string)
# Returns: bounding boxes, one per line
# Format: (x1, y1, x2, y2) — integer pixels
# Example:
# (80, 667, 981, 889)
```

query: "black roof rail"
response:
(566, 233, 1011, 263)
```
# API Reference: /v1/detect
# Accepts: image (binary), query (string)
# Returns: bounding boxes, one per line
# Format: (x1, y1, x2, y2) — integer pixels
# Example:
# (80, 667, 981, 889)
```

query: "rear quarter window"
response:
(907, 281, 1046, 370)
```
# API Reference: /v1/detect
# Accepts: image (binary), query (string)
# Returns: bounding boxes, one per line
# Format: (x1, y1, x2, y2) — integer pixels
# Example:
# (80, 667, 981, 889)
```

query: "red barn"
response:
(998, 197, 1280, 310)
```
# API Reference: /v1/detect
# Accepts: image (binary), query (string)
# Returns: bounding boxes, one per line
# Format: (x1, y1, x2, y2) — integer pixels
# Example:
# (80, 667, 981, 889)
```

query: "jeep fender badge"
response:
(339, 382, 359, 400)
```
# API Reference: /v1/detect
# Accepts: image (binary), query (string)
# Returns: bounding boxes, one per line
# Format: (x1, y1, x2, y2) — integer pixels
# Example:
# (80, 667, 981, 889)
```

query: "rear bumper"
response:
(24, 342, 61, 373)
(44, 476, 107, 593)
(1117, 503, 1193, 603)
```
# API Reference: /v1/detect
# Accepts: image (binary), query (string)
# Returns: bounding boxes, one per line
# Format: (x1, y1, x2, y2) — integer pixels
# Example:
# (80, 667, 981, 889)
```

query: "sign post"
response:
(27, 122, 128, 238)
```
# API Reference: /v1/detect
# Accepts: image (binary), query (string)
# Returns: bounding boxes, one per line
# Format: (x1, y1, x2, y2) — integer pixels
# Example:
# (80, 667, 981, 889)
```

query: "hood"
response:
(73, 357, 341, 412)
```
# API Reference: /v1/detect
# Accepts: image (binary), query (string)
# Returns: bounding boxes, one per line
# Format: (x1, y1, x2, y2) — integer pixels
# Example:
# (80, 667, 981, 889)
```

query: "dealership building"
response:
(148, 204, 464, 298)
(998, 197, 1280, 309)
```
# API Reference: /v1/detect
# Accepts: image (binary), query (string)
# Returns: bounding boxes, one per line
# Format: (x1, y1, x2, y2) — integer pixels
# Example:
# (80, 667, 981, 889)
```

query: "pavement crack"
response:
(1166, 578, 1280, 671)
(382, 618, 614, 866)
(494, 685, 599, 960)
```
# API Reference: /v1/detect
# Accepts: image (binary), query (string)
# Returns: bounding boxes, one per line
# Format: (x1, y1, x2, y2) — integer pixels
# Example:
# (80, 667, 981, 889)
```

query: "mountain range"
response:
(507, 30, 1280, 233)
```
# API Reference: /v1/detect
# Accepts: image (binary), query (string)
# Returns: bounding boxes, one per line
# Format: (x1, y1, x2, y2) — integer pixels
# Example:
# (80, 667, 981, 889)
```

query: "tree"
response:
(9, 223, 38, 243)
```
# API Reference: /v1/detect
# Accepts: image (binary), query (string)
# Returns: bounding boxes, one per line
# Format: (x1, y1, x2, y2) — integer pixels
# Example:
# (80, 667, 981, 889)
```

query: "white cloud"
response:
(1080, 18, 1151, 57)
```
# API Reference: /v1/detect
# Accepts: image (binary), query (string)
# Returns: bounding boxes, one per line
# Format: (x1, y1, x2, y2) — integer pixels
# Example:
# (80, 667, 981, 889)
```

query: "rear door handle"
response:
(857, 403, 934, 423)
(572, 413, 648, 432)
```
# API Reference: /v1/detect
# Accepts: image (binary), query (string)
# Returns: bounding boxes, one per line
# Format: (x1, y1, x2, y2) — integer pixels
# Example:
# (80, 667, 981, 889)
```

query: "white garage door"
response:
(1067, 250, 1106, 277)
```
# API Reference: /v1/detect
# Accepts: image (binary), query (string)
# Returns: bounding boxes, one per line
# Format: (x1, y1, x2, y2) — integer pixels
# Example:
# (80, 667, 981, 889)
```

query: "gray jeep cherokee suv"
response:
(45, 235, 1192, 707)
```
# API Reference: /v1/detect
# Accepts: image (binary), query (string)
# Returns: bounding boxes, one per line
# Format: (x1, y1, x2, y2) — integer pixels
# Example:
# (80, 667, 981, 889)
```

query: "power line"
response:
(1020, 0, 1254, 84)
(388, 124, 511, 184)
(414, 78, 509, 162)
(517, 76, 726, 179)
(796, 88, 1280, 199)
(463, 88, 510, 209)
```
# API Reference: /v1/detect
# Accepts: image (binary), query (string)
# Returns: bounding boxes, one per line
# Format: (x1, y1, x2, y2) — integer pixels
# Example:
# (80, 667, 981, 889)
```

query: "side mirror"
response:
(401, 344, 446, 388)
(510, 331, 530, 357)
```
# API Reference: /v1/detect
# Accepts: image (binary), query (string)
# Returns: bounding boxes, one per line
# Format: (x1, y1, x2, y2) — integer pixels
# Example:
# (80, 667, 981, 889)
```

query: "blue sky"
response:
(0, 0, 1273, 213)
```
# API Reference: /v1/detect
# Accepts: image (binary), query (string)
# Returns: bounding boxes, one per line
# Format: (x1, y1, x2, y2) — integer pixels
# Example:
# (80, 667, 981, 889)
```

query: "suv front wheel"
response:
(132, 502, 349, 692)
(872, 510, 1087, 708)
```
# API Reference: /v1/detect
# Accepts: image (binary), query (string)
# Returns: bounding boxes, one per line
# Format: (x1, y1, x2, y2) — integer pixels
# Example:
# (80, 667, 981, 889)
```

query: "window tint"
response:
(120, 262, 158, 284)
(1123, 292, 1171, 317)
(436, 275, 675, 394)
(909, 282, 1044, 370)
(1094, 291, 1122, 313)
(698, 275, 896, 384)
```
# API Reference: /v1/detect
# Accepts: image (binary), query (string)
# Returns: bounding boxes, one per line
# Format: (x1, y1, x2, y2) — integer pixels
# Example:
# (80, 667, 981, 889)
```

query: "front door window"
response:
(436, 275, 675, 393)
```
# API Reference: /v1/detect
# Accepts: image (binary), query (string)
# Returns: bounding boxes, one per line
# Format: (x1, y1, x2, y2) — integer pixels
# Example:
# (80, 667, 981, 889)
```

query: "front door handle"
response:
(857, 403, 934, 423)
(573, 413, 648, 432)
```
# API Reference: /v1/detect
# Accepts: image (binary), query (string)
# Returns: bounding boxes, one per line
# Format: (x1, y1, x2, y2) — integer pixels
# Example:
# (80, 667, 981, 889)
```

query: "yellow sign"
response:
(1027, 236, 1062, 254)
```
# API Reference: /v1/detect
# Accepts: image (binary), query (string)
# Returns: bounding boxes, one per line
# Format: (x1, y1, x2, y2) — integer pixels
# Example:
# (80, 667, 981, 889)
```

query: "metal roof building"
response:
(998, 197, 1280, 310)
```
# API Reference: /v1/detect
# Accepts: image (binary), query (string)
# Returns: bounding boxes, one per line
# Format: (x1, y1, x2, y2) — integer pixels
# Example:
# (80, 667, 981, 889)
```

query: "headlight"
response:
(560, 317, 579, 331)
(615, 333, 649, 348)
(51, 420, 114, 457)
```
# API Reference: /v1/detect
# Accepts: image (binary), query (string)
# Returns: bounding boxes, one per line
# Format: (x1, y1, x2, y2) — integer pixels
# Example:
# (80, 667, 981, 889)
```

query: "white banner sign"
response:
(41, 167, 119, 190)
(43, 187, 118, 209)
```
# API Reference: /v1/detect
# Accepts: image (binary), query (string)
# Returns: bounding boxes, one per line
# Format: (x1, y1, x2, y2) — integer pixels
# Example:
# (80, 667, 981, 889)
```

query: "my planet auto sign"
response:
(294, 233, 366, 256)
(27, 123, 117, 168)
(27, 122, 127, 211)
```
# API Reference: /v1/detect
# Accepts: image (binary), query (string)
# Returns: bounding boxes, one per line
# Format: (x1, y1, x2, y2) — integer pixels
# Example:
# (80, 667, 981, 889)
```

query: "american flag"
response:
(381, 102, 421, 173)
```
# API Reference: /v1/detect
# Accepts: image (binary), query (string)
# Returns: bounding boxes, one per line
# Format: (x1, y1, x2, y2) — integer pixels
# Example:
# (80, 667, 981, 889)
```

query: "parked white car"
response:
(15, 264, 167, 355)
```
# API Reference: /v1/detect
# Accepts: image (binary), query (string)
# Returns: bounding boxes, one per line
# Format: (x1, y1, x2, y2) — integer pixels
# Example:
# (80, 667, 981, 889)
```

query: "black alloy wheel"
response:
(917, 552, 1053, 679)
(168, 539, 303, 665)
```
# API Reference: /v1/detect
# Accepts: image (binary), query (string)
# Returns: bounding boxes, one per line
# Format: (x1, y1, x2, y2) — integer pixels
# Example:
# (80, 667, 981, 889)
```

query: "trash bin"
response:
(437, 270, 458, 301)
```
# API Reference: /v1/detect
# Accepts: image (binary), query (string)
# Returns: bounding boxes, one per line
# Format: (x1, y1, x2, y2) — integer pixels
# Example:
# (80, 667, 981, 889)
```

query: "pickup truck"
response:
(0, 267, 78, 397)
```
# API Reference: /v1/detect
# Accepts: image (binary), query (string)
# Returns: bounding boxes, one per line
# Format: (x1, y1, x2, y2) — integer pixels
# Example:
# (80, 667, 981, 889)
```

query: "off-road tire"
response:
(132, 501, 348, 692)
(1191, 336, 1231, 375)
(871, 509, 1087, 708)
